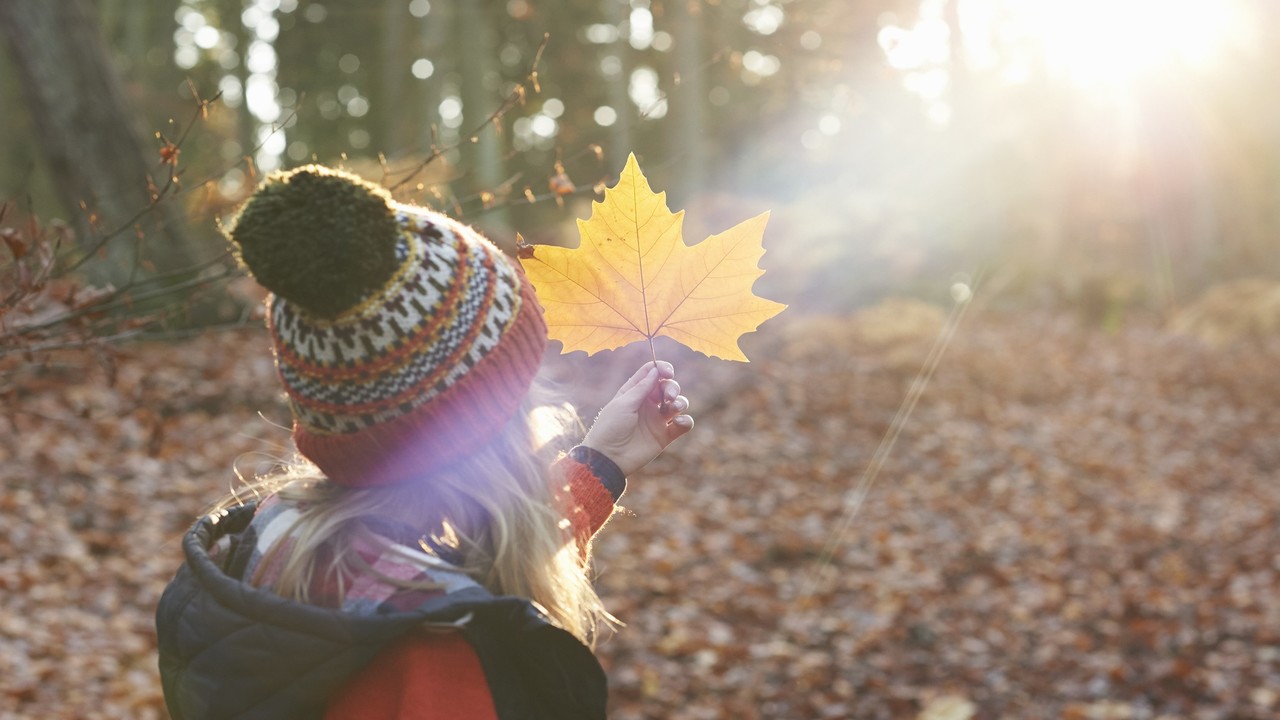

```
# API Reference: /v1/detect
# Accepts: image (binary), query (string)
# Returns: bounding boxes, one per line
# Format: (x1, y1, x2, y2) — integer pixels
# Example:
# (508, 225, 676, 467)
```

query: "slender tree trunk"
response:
(379, 0, 408, 156)
(603, 0, 633, 172)
(0, 0, 201, 285)
(456, 0, 508, 231)
(666, 0, 707, 203)
(418, 2, 446, 155)
(219, 0, 259, 167)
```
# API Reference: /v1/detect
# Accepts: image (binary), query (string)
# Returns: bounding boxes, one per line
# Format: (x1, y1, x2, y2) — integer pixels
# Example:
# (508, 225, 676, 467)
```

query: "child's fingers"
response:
(617, 361, 673, 397)
(668, 413, 694, 439)
(617, 368, 670, 410)
(615, 364, 655, 397)
(662, 394, 689, 419)
(650, 377, 681, 406)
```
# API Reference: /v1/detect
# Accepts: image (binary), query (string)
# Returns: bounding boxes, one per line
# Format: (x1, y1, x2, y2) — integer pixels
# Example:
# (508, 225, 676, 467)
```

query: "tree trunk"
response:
(417, 1, 446, 155)
(666, 0, 707, 203)
(378, 0, 408, 156)
(456, 0, 508, 231)
(603, 0, 633, 172)
(0, 0, 201, 285)
(219, 0, 259, 168)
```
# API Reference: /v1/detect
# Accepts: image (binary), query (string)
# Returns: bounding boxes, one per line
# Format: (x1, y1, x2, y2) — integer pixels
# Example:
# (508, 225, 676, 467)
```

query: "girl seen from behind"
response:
(156, 165, 692, 720)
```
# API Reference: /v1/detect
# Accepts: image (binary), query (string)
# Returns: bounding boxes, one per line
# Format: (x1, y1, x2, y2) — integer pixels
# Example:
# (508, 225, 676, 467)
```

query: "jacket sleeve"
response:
(324, 630, 499, 720)
(553, 446, 626, 557)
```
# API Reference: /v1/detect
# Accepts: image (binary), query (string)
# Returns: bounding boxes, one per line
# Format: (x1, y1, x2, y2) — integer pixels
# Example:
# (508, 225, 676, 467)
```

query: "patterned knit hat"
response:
(228, 165, 547, 488)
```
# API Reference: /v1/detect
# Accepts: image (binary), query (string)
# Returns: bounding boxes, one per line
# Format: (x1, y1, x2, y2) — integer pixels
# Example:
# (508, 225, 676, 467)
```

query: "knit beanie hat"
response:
(228, 165, 548, 488)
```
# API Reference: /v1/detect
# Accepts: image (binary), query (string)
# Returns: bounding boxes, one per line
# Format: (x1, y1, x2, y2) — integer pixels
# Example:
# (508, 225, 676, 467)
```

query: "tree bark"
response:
(666, 0, 707, 203)
(378, 0, 408, 155)
(603, 0, 634, 172)
(0, 0, 201, 285)
(456, 0, 508, 231)
(417, 0, 446, 155)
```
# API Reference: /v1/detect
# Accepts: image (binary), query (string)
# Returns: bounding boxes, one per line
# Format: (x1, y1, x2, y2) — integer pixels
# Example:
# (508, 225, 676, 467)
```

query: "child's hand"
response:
(581, 361, 693, 477)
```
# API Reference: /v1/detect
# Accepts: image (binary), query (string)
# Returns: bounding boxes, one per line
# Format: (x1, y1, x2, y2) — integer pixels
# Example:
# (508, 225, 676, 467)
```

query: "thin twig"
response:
(2, 326, 152, 356)
(125, 316, 261, 344)
(176, 99, 302, 198)
(8, 252, 233, 339)
(387, 34, 550, 192)
(57, 92, 222, 277)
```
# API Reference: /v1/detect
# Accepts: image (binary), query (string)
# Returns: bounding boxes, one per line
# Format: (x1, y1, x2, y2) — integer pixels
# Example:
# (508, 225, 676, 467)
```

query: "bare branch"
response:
(387, 34, 550, 192)
(58, 91, 223, 278)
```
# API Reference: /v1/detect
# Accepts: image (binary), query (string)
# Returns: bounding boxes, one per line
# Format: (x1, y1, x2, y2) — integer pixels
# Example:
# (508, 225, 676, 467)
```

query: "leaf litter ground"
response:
(1, 308, 1277, 719)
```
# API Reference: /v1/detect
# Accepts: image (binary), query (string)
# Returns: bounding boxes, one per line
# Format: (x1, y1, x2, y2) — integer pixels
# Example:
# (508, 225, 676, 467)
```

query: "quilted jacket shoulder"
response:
(156, 504, 607, 720)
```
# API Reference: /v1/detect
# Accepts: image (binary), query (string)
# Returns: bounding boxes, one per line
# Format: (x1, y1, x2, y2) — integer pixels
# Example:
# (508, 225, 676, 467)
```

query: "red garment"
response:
(325, 632, 498, 720)
(324, 455, 617, 719)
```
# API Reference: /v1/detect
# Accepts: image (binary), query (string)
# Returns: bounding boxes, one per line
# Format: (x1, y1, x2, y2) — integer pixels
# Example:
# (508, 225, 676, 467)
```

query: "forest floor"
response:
(1, 305, 1278, 720)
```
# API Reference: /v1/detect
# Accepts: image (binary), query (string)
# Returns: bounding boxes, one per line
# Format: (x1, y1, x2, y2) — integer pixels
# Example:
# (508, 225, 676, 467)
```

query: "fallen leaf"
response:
(917, 695, 977, 720)
(519, 153, 786, 361)
(2, 227, 27, 260)
(6, 282, 1280, 719)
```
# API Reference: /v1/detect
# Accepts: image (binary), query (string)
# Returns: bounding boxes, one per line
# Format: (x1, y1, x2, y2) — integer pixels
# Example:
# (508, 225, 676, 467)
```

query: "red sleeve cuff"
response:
(552, 453, 619, 553)
(568, 445, 626, 501)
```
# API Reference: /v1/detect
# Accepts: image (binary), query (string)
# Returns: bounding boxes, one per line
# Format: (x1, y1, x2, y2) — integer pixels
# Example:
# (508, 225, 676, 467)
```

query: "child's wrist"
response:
(569, 445, 627, 501)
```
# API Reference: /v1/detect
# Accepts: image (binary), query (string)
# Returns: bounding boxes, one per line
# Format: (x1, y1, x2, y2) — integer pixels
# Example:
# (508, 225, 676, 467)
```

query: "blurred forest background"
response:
(3, 0, 1279, 320)
(2, 0, 1279, 718)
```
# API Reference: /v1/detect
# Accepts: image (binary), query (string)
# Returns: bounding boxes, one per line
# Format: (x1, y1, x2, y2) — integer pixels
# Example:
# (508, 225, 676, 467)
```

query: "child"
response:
(156, 165, 693, 720)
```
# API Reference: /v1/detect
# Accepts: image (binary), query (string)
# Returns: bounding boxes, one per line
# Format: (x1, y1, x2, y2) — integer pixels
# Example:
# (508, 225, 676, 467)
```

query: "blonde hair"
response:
(218, 380, 614, 645)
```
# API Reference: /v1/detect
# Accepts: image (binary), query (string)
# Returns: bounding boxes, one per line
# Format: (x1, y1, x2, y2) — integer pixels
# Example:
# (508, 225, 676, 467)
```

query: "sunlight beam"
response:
(987, 0, 1244, 88)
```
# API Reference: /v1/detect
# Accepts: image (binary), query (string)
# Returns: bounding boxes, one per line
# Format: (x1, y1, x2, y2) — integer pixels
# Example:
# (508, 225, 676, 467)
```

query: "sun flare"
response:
(1008, 0, 1242, 86)
(881, 0, 1250, 96)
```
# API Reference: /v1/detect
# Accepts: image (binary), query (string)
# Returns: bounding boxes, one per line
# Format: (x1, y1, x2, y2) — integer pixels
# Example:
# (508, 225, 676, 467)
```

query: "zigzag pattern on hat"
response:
(269, 208, 524, 436)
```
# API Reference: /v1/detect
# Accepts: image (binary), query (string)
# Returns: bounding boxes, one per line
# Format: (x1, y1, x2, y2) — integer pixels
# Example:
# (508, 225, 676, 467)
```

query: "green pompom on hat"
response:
(227, 165, 401, 319)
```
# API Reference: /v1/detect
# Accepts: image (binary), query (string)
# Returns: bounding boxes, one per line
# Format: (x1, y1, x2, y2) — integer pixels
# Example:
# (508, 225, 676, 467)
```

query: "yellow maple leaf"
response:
(518, 153, 786, 362)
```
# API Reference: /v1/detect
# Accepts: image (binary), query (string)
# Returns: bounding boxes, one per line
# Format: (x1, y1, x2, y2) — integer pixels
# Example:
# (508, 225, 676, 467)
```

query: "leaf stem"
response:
(647, 335, 667, 413)
(630, 165, 666, 411)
